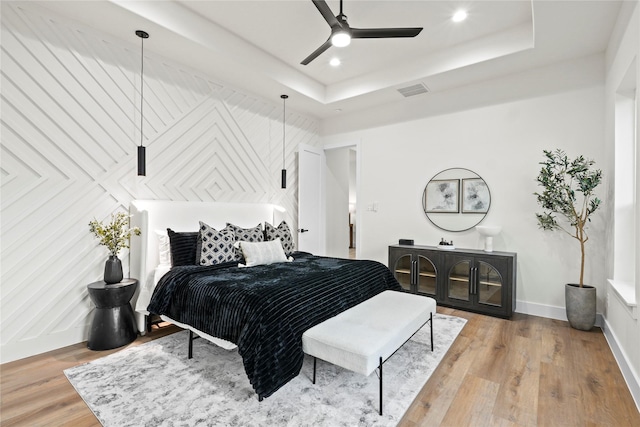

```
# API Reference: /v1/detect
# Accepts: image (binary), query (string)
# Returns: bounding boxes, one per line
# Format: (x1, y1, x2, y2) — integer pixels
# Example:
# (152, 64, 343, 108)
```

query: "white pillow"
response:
(155, 230, 171, 265)
(235, 239, 293, 268)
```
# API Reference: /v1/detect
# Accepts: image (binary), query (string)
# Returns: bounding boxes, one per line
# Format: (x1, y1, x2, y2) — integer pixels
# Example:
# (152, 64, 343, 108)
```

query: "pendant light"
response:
(136, 30, 149, 176)
(280, 94, 288, 189)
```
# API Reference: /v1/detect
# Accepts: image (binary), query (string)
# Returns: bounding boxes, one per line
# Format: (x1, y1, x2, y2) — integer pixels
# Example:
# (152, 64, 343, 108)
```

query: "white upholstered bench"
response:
(302, 290, 436, 415)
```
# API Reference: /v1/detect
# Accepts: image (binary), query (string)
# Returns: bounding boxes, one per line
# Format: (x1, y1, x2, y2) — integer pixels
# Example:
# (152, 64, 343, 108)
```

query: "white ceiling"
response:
(35, 0, 623, 120)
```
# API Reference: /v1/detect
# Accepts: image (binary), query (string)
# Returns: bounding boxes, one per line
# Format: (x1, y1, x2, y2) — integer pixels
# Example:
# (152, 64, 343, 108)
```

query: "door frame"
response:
(323, 139, 362, 258)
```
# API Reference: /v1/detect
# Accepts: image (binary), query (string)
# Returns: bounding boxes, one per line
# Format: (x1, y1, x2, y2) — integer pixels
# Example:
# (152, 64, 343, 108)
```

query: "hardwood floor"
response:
(2, 312, 639, 426)
(400, 308, 640, 427)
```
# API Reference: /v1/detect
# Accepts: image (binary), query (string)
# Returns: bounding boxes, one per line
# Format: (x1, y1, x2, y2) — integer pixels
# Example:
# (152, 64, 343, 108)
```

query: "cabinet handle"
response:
(471, 267, 475, 295)
(410, 261, 413, 284)
(412, 260, 418, 286)
(473, 267, 478, 295)
(471, 267, 478, 295)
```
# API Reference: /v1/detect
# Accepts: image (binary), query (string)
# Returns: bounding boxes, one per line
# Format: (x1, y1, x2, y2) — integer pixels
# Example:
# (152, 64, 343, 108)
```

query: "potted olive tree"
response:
(534, 149, 602, 330)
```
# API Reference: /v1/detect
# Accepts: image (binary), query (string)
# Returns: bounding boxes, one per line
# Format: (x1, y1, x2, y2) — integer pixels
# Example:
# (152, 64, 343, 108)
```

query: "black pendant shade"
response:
(136, 30, 149, 176)
(137, 145, 146, 176)
(281, 94, 288, 189)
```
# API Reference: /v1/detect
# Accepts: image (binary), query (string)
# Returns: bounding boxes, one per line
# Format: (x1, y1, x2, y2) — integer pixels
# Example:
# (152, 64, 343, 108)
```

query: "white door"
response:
(298, 144, 324, 255)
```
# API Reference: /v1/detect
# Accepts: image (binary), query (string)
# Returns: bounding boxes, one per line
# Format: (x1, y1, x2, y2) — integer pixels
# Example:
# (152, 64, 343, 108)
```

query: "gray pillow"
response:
(198, 222, 236, 266)
(227, 223, 264, 261)
(265, 221, 295, 256)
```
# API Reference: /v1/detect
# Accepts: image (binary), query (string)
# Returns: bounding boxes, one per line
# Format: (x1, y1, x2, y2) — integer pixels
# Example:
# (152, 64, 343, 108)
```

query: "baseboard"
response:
(0, 326, 88, 364)
(515, 299, 567, 321)
(602, 318, 640, 412)
(515, 299, 604, 327)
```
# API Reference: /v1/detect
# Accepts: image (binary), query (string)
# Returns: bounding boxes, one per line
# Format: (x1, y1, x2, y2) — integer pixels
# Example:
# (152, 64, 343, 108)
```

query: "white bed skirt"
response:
(160, 315, 238, 350)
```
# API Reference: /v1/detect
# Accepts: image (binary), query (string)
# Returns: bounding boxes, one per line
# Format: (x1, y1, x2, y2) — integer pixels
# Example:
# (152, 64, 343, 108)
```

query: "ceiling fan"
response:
(301, 0, 423, 65)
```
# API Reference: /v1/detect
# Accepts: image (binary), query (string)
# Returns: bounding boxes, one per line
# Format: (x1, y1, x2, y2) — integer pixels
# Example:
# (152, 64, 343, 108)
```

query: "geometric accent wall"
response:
(0, 2, 319, 363)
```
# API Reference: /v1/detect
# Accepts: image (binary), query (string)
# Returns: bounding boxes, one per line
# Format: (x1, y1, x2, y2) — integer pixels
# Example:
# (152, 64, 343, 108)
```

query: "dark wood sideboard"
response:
(389, 244, 516, 318)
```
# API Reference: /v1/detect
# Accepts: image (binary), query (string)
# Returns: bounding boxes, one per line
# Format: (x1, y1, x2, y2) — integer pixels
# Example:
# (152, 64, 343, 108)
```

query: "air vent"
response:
(397, 83, 430, 97)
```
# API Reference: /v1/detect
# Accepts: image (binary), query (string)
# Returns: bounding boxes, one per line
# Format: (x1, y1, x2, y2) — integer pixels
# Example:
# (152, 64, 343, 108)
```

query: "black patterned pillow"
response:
(264, 221, 295, 255)
(198, 221, 236, 266)
(227, 223, 264, 243)
(167, 229, 199, 267)
(227, 223, 264, 261)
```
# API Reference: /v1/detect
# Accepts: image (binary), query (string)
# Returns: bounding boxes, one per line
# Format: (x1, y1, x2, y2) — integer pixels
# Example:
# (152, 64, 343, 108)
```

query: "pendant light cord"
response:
(282, 96, 286, 169)
(140, 35, 144, 148)
(135, 30, 149, 147)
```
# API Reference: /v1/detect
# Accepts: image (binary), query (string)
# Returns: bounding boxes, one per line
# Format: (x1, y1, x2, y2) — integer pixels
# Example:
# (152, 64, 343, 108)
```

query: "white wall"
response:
(323, 79, 607, 320)
(603, 0, 640, 408)
(0, 2, 319, 363)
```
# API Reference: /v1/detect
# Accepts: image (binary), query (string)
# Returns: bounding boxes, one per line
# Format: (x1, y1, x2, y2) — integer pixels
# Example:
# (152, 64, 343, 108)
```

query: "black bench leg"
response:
(379, 356, 383, 415)
(313, 357, 317, 384)
(188, 330, 194, 359)
(430, 311, 434, 351)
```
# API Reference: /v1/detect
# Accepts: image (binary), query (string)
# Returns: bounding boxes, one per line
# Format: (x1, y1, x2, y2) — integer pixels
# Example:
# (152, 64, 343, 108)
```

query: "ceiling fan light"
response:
(452, 10, 468, 22)
(331, 31, 351, 47)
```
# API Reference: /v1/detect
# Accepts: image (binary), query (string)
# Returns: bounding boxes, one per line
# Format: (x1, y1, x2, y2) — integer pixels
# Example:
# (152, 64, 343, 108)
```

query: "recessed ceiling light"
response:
(452, 10, 467, 22)
(330, 58, 341, 67)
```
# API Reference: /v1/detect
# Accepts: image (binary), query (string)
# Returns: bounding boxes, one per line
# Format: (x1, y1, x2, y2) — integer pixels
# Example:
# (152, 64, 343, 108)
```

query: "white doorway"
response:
(324, 142, 360, 259)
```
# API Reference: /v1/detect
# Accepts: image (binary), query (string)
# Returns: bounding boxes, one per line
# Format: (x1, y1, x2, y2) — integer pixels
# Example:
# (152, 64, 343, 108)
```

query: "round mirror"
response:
(422, 168, 491, 232)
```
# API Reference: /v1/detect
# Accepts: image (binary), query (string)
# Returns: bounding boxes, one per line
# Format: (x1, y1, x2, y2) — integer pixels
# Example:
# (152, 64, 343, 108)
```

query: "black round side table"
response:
(87, 278, 138, 351)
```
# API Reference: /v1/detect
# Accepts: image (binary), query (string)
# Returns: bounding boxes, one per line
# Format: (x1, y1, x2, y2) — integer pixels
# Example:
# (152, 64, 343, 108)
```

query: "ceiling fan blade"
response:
(301, 38, 332, 65)
(312, 0, 340, 28)
(351, 27, 423, 39)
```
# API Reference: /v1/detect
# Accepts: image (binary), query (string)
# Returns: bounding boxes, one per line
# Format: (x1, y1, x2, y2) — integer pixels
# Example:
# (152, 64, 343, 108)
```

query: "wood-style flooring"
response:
(2, 311, 639, 426)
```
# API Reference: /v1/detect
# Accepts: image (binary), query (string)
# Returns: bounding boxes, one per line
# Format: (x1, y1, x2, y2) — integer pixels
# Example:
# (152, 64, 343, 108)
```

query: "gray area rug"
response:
(65, 313, 466, 427)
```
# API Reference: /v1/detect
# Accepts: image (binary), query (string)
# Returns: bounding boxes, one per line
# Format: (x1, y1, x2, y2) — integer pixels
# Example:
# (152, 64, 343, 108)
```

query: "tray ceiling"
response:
(32, 1, 622, 119)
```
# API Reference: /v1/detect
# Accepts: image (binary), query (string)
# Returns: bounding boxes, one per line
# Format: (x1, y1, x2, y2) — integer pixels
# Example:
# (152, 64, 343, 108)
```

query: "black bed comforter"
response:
(147, 252, 401, 399)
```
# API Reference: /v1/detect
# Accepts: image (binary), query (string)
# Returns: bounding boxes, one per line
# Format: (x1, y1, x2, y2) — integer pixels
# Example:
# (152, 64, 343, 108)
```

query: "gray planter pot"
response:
(565, 283, 596, 331)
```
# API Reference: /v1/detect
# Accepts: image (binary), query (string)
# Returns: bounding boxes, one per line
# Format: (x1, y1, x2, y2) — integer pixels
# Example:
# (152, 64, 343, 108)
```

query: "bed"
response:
(129, 200, 402, 400)
(130, 199, 282, 336)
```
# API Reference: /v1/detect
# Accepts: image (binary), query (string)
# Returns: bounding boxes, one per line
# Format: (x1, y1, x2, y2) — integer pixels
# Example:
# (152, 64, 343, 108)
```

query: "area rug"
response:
(65, 313, 466, 427)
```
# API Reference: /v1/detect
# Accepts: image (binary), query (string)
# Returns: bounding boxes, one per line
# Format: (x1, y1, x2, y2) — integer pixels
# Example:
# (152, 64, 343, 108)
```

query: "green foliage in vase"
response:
(89, 212, 141, 257)
(534, 149, 602, 286)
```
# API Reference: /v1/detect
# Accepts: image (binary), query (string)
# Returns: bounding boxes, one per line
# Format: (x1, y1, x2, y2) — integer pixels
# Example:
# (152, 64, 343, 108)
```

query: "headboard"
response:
(129, 199, 283, 333)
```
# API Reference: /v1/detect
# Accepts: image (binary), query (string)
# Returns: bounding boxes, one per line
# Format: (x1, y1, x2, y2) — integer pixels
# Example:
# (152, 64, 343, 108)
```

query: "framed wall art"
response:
(423, 179, 459, 213)
(462, 178, 490, 213)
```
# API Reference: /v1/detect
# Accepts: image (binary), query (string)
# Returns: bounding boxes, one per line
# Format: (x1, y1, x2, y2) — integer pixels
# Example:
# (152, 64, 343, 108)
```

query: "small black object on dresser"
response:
(389, 245, 516, 318)
(87, 279, 138, 350)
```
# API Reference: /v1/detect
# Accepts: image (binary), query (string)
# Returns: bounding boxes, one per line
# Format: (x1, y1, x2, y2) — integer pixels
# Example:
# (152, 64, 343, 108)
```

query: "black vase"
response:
(104, 255, 123, 284)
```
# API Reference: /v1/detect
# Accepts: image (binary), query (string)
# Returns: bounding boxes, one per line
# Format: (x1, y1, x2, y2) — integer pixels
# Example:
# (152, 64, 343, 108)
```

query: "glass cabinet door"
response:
(393, 254, 412, 291)
(448, 260, 470, 301)
(417, 256, 437, 296)
(477, 261, 503, 306)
